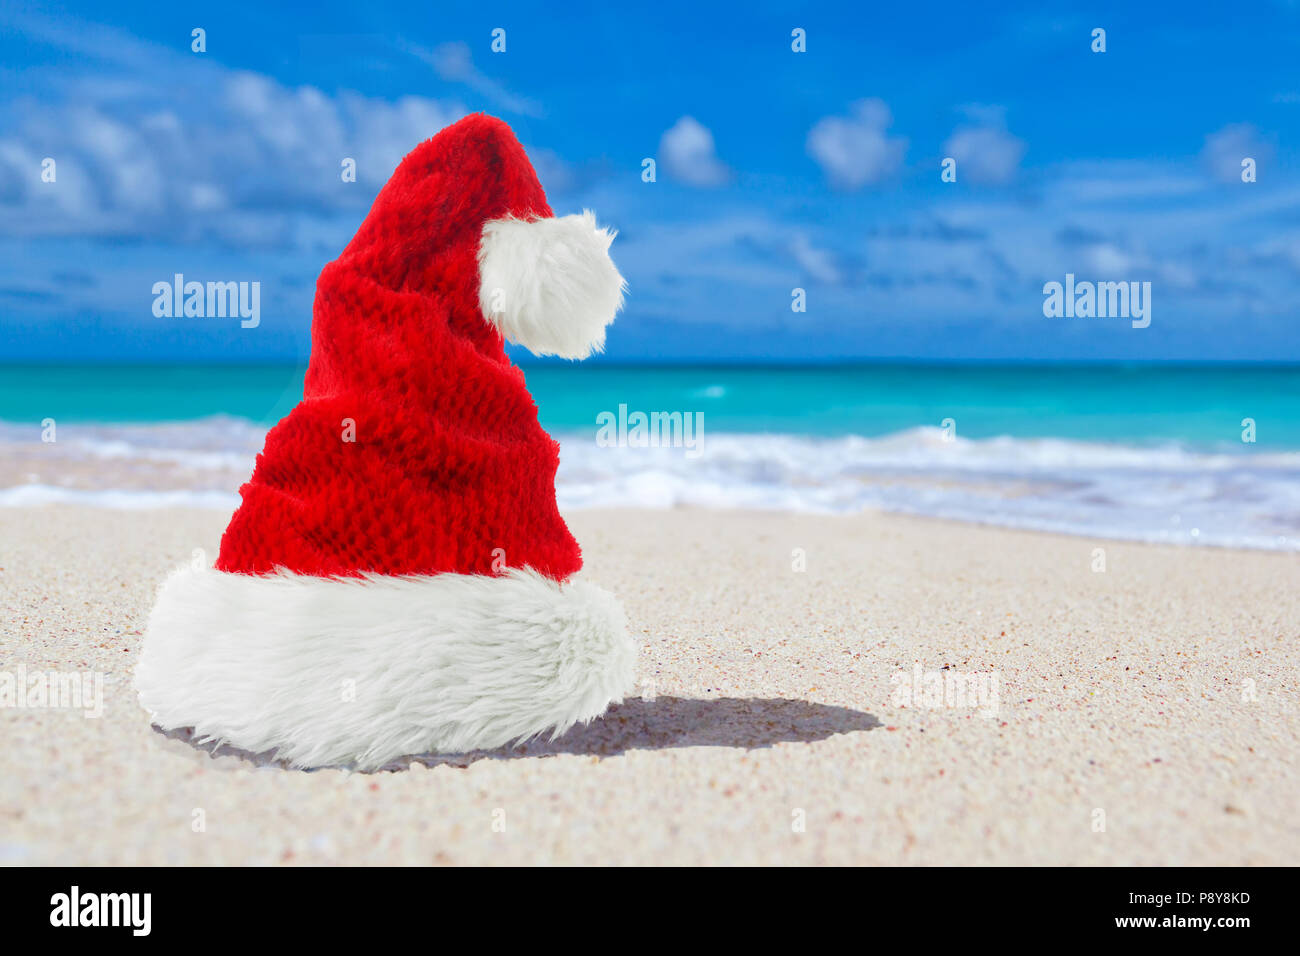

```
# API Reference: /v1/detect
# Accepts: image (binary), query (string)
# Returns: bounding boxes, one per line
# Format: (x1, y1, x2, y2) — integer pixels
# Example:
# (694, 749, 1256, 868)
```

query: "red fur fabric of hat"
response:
(217, 115, 585, 580)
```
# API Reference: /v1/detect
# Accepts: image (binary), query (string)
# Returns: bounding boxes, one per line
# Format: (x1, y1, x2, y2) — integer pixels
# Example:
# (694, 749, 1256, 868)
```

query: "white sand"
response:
(1, 505, 1297, 865)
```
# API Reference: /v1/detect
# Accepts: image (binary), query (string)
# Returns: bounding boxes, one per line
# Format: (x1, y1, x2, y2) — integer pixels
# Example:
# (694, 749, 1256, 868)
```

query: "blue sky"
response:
(1, 0, 1298, 362)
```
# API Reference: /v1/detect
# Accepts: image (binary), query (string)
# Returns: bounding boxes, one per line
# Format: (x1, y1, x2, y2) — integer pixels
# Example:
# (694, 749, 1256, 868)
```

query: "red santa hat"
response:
(135, 114, 635, 769)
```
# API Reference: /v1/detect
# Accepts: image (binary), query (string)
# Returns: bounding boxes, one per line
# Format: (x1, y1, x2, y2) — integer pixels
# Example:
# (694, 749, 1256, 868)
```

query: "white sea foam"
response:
(554, 428, 1300, 550)
(2, 420, 1297, 550)
(0, 484, 240, 510)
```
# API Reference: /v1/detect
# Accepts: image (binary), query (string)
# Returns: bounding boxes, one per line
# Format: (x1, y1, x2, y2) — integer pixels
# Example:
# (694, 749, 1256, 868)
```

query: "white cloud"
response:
(659, 116, 731, 188)
(0, 67, 465, 243)
(1202, 123, 1272, 183)
(1084, 243, 1136, 275)
(806, 99, 907, 190)
(942, 106, 1025, 185)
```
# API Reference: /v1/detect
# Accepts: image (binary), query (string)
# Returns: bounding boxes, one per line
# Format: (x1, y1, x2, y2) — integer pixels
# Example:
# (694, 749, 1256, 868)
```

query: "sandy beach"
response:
(1, 504, 1297, 865)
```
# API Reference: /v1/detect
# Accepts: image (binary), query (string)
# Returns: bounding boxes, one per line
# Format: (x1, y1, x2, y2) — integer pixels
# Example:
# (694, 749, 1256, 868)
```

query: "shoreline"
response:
(2, 494, 1299, 555)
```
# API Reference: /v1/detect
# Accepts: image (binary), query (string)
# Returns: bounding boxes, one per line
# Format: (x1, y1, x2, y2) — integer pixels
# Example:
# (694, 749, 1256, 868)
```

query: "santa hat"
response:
(135, 114, 635, 770)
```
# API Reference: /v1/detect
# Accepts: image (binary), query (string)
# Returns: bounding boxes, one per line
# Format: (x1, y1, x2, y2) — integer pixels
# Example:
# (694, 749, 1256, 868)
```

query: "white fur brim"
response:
(478, 210, 626, 360)
(135, 565, 635, 770)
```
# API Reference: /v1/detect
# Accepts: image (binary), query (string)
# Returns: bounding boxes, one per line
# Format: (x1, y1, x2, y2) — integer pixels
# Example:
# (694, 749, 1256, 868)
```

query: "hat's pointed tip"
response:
(388, 113, 528, 188)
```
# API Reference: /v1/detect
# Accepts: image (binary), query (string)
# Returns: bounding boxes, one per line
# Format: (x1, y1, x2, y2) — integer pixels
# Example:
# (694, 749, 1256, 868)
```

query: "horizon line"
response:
(2, 358, 1299, 370)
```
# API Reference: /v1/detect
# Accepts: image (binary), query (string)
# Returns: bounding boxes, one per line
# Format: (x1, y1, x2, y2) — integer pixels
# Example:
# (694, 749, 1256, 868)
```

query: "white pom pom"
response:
(478, 210, 627, 359)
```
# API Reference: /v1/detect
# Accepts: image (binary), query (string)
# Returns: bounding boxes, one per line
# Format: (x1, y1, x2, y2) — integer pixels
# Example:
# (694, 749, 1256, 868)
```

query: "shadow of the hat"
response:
(156, 695, 880, 772)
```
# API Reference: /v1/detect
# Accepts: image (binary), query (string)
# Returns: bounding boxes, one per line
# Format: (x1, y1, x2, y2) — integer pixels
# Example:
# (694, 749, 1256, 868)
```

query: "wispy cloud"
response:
(789, 234, 843, 284)
(1202, 123, 1273, 183)
(404, 41, 542, 118)
(613, 148, 1300, 340)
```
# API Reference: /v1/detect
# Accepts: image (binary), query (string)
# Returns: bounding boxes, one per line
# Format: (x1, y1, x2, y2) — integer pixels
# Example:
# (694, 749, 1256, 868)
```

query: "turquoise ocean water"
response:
(2, 362, 1298, 549)
(2, 363, 1298, 444)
